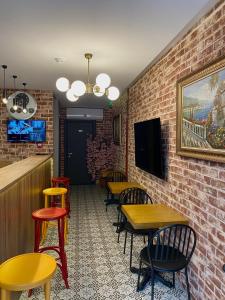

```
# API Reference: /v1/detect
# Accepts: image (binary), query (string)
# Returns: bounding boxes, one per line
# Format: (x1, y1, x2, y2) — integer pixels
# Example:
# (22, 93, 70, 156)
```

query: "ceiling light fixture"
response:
(12, 75, 18, 111)
(56, 53, 120, 102)
(1, 65, 8, 104)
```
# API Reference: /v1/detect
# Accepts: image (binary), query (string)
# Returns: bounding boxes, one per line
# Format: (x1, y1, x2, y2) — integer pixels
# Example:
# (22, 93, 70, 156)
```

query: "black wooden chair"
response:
(104, 171, 127, 210)
(117, 188, 155, 270)
(113, 187, 132, 230)
(137, 224, 197, 300)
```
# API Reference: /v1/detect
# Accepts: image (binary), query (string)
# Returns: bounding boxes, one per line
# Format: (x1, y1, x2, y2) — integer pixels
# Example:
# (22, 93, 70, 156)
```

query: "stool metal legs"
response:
(34, 217, 69, 288)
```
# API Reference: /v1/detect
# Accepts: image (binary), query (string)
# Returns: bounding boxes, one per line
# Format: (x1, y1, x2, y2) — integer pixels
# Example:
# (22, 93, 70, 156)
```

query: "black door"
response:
(64, 120, 96, 185)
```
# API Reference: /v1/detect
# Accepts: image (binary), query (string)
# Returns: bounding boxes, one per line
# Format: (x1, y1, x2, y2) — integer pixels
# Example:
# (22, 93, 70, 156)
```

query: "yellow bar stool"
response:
(0, 253, 56, 300)
(42, 187, 68, 241)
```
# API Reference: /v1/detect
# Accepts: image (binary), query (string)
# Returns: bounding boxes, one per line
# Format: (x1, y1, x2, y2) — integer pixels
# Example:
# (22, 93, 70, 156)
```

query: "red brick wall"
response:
(0, 89, 53, 161)
(114, 2, 225, 300)
(113, 91, 128, 174)
(59, 108, 113, 176)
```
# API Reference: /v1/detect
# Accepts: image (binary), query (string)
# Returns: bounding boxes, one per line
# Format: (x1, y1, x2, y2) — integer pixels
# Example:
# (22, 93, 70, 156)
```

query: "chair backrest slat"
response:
(125, 188, 153, 205)
(106, 171, 127, 183)
(166, 227, 172, 260)
(181, 226, 188, 255)
(147, 224, 197, 268)
(185, 228, 191, 257)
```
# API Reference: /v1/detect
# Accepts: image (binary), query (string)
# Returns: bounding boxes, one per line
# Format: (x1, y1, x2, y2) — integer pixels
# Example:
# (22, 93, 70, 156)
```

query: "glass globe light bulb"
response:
(107, 86, 120, 101)
(2, 97, 8, 104)
(96, 73, 111, 89)
(93, 85, 105, 97)
(66, 89, 79, 102)
(56, 77, 69, 92)
(71, 80, 86, 96)
(23, 108, 27, 114)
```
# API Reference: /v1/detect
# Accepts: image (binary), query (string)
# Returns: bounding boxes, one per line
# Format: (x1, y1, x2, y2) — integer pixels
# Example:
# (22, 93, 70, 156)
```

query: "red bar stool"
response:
(52, 177, 71, 217)
(32, 207, 69, 288)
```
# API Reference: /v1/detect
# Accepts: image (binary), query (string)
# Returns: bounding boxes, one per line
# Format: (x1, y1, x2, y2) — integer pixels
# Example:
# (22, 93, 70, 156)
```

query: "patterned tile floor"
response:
(20, 185, 187, 299)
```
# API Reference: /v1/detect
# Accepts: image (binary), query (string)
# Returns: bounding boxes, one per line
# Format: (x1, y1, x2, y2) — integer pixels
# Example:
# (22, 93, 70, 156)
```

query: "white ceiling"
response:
(0, 0, 211, 107)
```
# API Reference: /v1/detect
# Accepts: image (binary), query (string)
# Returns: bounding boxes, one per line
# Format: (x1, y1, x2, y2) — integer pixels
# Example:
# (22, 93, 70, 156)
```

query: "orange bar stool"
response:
(52, 177, 71, 217)
(0, 253, 56, 300)
(32, 207, 69, 288)
(42, 187, 68, 241)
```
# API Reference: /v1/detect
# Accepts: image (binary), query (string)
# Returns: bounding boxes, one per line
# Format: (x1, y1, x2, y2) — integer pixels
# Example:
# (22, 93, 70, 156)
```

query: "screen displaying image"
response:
(7, 120, 46, 142)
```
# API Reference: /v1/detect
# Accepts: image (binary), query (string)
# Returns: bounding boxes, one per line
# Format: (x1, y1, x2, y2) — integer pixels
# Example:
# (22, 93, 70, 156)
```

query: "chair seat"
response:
(32, 207, 67, 221)
(0, 253, 56, 291)
(140, 245, 187, 272)
(124, 222, 157, 235)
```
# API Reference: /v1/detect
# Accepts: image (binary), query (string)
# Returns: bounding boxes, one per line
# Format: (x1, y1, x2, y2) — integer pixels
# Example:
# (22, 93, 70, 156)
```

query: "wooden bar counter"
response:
(0, 155, 52, 264)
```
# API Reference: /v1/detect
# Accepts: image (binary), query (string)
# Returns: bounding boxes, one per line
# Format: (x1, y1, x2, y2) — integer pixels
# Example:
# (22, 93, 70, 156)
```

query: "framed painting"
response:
(177, 56, 225, 163)
(113, 114, 121, 145)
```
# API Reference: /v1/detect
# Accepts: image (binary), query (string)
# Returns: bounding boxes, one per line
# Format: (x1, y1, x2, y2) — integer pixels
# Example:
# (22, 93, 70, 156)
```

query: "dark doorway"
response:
(64, 120, 96, 185)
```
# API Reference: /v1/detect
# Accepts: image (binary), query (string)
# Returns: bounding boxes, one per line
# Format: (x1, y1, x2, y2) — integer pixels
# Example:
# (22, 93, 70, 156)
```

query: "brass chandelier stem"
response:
(87, 56, 90, 84)
(84, 53, 93, 93)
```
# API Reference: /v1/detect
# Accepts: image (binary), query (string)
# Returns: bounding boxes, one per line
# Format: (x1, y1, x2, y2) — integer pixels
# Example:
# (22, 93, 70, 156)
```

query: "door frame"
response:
(64, 119, 96, 180)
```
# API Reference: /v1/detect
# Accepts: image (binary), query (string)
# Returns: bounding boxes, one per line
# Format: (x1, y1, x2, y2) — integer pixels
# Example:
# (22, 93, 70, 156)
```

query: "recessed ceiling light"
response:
(54, 57, 66, 63)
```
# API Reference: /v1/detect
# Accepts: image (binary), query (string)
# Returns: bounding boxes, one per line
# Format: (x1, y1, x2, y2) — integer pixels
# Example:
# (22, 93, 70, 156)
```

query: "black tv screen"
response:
(134, 118, 164, 179)
(7, 119, 46, 142)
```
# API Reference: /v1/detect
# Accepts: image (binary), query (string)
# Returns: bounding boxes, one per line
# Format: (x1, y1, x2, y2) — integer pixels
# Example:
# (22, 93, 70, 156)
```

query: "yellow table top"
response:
(121, 204, 189, 229)
(107, 182, 144, 195)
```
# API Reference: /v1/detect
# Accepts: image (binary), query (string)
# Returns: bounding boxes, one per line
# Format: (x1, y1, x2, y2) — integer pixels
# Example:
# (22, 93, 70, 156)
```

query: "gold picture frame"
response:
(113, 114, 121, 145)
(176, 56, 225, 163)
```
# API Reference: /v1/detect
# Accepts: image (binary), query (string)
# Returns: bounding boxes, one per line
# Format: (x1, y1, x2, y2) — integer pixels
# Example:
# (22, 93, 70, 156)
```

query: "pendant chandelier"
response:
(56, 53, 120, 102)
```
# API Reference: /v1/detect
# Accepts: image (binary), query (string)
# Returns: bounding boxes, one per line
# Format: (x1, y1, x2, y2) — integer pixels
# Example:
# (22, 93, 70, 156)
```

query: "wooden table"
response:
(121, 203, 189, 291)
(121, 204, 188, 229)
(108, 182, 144, 195)
(105, 182, 144, 210)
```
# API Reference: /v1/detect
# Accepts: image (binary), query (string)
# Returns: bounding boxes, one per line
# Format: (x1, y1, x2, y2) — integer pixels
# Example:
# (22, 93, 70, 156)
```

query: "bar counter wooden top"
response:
(0, 155, 52, 192)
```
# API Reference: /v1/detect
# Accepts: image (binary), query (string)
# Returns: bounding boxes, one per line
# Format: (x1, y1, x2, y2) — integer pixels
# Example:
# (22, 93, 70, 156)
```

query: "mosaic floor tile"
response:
(20, 185, 187, 299)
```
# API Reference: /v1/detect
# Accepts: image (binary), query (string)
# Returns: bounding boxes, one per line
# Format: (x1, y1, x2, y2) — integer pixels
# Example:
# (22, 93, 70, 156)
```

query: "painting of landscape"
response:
(182, 68, 225, 152)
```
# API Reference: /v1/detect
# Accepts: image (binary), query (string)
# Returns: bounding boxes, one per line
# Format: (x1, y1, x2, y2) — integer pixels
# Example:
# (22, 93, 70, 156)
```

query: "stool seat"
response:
(32, 207, 67, 221)
(0, 253, 56, 291)
(52, 177, 71, 217)
(52, 177, 70, 184)
(43, 187, 67, 196)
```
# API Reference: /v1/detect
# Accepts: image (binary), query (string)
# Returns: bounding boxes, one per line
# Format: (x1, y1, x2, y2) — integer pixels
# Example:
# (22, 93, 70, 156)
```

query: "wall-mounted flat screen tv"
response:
(7, 119, 46, 142)
(134, 117, 164, 179)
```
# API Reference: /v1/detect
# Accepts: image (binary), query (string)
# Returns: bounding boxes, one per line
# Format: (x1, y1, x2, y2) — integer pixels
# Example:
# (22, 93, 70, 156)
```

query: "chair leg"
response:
(136, 259, 143, 291)
(172, 272, 175, 288)
(117, 231, 120, 243)
(185, 267, 191, 300)
(44, 280, 51, 300)
(151, 268, 155, 300)
(123, 231, 127, 254)
(1, 289, 10, 300)
(130, 233, 133, 270)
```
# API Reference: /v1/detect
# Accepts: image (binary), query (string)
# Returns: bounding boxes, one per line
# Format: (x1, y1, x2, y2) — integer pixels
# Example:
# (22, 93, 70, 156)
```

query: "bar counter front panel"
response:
(0, 155, 52, 263)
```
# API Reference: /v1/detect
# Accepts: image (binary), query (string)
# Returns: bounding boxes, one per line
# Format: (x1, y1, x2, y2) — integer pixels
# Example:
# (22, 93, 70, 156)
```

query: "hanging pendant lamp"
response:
(56, 53, 120, 102)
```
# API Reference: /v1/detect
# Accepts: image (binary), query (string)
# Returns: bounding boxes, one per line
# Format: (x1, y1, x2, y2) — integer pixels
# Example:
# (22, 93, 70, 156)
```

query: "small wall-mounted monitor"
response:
(134, 117, 164, 179)
(7, 119, 46, 142)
